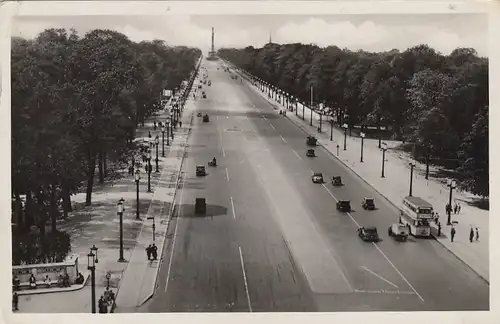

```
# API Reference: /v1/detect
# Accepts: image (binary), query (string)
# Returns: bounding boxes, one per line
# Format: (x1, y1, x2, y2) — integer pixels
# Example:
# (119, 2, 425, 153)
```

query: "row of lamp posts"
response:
(87, 78, 196, 313)
(252, 71, 460, 226)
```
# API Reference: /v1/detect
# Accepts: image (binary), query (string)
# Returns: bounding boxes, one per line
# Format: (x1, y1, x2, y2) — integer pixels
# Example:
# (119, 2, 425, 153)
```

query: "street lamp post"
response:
(381, 142, 388, 178)
(155, 136, 159, 172)
(117, 198, 126, 262)
(409, 162, 415, 196)
(447, 179, 457, 225)
(161, 126, 165, 157)
(360, 132, 365, 162)
(146, 152, 152, 193)
(330, 117, 334, 141)
(343, 123, 348, 150)
(87, 245, 99, 314)
(135, 169, 141, 220)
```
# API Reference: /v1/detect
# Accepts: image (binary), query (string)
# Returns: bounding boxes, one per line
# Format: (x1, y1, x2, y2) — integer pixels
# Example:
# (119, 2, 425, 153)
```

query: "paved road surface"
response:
(139, 61, 489, 312)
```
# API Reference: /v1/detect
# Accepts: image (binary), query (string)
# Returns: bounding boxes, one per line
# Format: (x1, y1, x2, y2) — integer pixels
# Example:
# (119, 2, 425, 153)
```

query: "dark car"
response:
(306, 136, 317, 146)
(362, 197, 376, 210)
(331, 176, 343, 186)
(197, 112, 202, 117)
(336, 200, 351, 212)
(312, 172, 324, 183)
(203, 114, 209, 122)
(306, 149, 315, 157)
(195, 198, 206, 214)
(196, 165, 206, 176)
(358, 226, 379, 242)
(202, 91, 207, 99)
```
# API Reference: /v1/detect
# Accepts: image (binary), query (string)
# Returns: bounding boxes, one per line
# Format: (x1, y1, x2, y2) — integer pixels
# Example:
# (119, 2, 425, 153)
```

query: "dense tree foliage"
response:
(218, 44, 488, 197)
(11, 28, 201, 264)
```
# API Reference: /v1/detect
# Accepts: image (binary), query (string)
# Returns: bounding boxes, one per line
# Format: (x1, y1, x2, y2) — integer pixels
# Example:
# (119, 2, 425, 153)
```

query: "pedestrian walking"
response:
(151, 243, 158, 260)
(145, 244, 152, 260)
(469, 227, 474, 243)
(154, 121, 157, 131)
(98, 295, 107, 313)
(437, 222, 442, 237)
(454, 203, 458, 215)
(475, 227, 479, 241)
(12, 292, 19, 311)
(179, 121, 182, 128)
(148, 131, 152, 138)
(450, 227, 456, 242)
(457, 203, 461, 214)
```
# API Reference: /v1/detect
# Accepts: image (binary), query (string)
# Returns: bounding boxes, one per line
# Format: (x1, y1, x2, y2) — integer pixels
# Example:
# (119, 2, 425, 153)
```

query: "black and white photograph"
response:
(2, 0, 496, 319)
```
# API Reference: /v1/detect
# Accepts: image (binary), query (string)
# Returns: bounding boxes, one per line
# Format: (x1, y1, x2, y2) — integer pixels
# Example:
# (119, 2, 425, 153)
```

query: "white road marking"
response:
(230, 197, 236, 219)
(270, 123, 275, 130)
(164, 162, 187, 293)
(222, 147, 226, 157)
(262, 115, 267, 120)
(225, 167, 230, 181)
(292, 149, 303, 161)
(238, 246, 253, 312)
(371, 243, 425, 302)
(361, 266, 399, 288)
(280, 135, 287, 143)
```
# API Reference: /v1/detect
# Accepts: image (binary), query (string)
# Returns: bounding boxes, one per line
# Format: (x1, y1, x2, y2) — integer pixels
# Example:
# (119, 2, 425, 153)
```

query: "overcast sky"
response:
(11, 14, 488, 56)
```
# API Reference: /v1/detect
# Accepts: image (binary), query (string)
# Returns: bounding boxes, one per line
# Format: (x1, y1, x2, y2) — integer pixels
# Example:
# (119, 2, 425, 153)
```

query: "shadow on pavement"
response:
(177, 203, 229, 218)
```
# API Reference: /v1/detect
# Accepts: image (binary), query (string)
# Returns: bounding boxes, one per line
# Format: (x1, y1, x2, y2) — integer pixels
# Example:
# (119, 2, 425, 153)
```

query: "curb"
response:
(232, 65, 490, 285)
(111, 75, 200, 312)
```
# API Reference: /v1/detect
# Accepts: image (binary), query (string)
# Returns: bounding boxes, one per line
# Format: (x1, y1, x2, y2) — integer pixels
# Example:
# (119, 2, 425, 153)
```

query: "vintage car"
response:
(202, 91, 207, 99)
(358, 226, 380, 242)
(306, 136, 317, 146)
(208, 81, 211, 86)
(388, 223, 409, 241)
(197, 112, 202, 117)
(311, 172, 324, 183)
(198, 84, 202, 89)
(336, 200, 351, 212)
(306, 149, 315, 157)
(362, 197, 376, 210)
(196, 165, 206, 177)
(195, 198, 206, 215)
(203, 114, 210, 122)
(331, 176, 343, 186)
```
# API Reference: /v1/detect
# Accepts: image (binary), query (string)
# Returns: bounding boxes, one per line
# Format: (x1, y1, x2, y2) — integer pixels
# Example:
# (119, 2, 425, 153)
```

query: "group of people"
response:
(98, 287, 116, 313)
(146, 244, 158, 261)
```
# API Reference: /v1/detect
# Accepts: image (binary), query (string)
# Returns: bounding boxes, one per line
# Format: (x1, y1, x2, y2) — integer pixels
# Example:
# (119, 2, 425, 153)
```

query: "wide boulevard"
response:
(138, 61, 489, 312)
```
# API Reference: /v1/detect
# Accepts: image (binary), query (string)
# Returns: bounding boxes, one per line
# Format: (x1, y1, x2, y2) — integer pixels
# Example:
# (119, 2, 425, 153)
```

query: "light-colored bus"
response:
(399, 196, 435, 237)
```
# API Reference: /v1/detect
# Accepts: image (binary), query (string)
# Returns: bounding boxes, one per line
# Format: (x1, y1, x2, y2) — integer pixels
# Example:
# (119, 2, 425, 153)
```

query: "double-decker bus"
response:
(399, 196, 435, 237)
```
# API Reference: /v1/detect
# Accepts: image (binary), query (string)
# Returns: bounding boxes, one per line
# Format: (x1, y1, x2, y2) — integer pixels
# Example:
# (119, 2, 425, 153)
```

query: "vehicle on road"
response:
(306, 136, 317, 146)
(202, 91, 207, 98)
(331, 176, 343, 186)
(306, 149, 315, 157)
(208, 81, 211, 86)
(311, 172, 324, 183)
(195, 198, 206, 215)
(197, 112, 202, 117)
(362, 197, 376, 210)
(400, 196, 435, 237)
(196, 165, 206, 177)
(203, 114, 210, 122)
(198, 85, 202, 89)
(358, 226, 380, 242)
(388, 223, 409, 241)
(336, 200, 351, 212)
(208, 157, 217, 167)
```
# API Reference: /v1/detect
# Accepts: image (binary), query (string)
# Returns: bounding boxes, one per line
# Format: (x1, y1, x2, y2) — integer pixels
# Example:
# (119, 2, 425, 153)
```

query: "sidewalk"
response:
(113, 96, 196, 311)
(231, 64, 489, 283)
(16, 76, 200, 313)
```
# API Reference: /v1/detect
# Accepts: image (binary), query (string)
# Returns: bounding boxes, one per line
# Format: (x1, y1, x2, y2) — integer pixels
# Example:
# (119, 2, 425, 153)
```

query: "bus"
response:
(399, 196, 435, 237)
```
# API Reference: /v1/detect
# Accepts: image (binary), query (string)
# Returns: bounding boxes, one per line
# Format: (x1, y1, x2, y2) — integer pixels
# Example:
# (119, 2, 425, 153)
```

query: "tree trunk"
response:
(36, 189, 46, 237)
(25, 191, 34, 230)
(86, 147, 96, 206)
(103, 150, 108, 178)
(50, 183, 58, 234)
(13, 190, 24, 233)
(62, 182, 72, 217)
